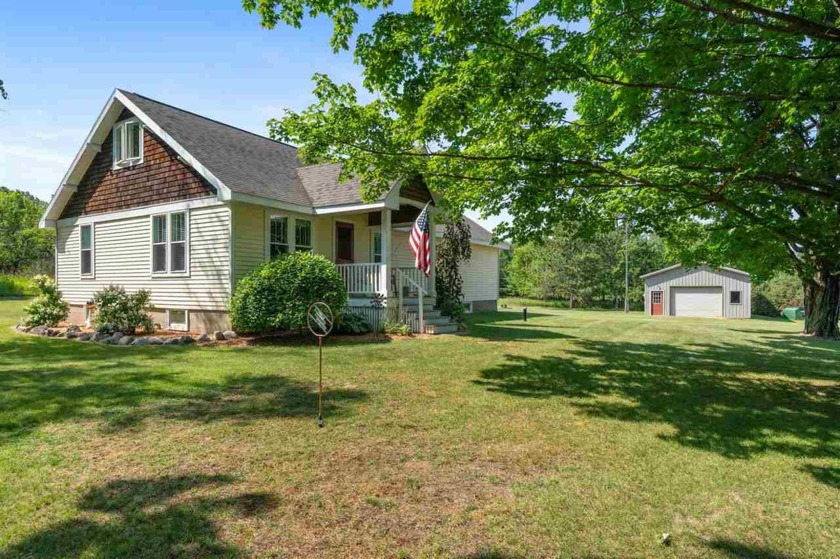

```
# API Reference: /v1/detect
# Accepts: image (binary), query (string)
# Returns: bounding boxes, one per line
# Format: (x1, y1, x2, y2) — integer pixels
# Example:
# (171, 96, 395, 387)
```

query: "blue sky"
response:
(0, 0, 506, 231)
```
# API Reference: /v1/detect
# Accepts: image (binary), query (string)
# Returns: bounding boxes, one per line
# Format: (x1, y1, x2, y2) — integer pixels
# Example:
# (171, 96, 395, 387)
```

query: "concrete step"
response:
(424, 323, 459, 335)
(422, 315, 451, 326)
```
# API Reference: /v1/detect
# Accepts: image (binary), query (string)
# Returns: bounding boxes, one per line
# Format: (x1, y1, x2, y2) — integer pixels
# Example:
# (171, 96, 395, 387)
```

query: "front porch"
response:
(331, 207, 453, 334)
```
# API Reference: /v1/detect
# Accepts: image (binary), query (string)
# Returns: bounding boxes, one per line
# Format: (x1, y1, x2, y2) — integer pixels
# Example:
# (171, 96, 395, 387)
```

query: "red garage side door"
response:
(651, 291, 664, 315)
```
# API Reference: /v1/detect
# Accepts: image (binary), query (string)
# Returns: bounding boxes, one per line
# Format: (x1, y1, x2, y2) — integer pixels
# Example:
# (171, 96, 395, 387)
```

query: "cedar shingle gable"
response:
(59, 109, 216, 219)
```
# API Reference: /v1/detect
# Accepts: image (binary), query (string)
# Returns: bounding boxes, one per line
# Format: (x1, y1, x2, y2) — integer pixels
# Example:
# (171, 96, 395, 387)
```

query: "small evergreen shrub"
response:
(92, 285, 154, 334)
(335, 309, 371, 334)
(22, 275, 69, 326)
(230, 252, 347, 334)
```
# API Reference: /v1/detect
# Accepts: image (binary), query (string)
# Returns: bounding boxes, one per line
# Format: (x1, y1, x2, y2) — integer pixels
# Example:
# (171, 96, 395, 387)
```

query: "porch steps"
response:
(423, 322, 459, 335)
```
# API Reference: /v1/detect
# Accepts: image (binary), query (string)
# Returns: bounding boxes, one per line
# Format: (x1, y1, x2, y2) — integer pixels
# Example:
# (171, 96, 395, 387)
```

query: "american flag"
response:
(409, 204, 431, 277)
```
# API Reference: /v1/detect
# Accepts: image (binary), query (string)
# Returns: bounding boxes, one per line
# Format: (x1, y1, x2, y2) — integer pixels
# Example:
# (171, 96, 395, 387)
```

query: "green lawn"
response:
(0, 299, 837, 558)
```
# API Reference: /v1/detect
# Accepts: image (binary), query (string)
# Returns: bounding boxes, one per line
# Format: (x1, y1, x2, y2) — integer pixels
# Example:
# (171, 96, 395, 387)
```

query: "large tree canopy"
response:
(244, 0, 840, 335)
(0, 187, 54, 275)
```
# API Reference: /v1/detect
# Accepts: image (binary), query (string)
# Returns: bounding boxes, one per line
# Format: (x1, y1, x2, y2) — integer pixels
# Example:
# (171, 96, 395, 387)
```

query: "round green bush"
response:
(230, 252, 348, 334)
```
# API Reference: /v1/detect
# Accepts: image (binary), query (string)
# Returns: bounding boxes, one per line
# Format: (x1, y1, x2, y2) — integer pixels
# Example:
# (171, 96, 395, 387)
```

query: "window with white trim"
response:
(167, 309, 188, 331)
(270, 216, 289, 258)
(730, 291, 742, 305)
(170, 212, 187, 273)
(80, 224, 94, 277)
(113, 118, 143, 168)
(295, 219, 312, 252)
(651, 291, 662, 305)
(151, 211, 189, 275)
(372, 231, 383, 263)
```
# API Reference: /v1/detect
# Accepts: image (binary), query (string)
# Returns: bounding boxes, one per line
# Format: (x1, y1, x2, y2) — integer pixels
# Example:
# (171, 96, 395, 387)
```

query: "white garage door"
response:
(671, 287, 722, 317)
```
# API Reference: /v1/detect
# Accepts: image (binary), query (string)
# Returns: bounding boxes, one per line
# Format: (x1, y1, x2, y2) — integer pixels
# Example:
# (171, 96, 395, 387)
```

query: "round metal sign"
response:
(306, 302, 334, 338)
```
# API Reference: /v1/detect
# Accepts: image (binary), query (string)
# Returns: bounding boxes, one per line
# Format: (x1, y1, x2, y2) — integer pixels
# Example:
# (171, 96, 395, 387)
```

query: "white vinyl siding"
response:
(231, 202, 323, 285)
(392, 230, 501, 303)
(459, 244, 500, 303)
(644, 265, 751, 318)
(56, 204, 230, 311)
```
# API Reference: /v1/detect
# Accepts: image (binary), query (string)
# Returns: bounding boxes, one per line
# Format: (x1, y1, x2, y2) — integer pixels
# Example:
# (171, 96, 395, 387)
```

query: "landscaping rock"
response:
(65, 330, 79, 339)
(222, 330, 239, 340)
(31, 325, 48, 336)
(147, 337, 164, 345)
(111, 332, 125, 343)
(66, 324, 81, 333)
(179, 335, 196, 344)
(118, 336, 134, 346)
(132, 338, 150, 346)
(15, 324, 30, 332)
(77, 333, 92, 342)
(89, 332, 104, 342)
(213, 331, 225, 341)
(99, 336, 114, 344)
(197, 334, 211, 343)
(46, 328, 60, 337)
(164, 337, 182, 345)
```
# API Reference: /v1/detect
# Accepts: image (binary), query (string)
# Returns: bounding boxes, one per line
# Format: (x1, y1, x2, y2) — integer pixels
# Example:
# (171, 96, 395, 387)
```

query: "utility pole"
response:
(624, 217, 630, 313)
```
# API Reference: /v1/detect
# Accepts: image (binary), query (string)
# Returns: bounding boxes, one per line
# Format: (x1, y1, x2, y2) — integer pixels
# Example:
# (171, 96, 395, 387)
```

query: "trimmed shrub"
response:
(22, 275, 69, 327)
(93, 285, 154, 334)
(230, 252, 347, 334)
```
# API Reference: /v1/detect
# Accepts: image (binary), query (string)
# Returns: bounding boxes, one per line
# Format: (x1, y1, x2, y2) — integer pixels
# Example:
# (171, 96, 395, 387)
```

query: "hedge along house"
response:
(39, 90, 508, 334)
(642, 265, 752, 318)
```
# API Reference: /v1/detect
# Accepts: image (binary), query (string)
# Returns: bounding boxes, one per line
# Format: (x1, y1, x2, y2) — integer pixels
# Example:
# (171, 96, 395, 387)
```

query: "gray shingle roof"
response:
(434, 216, 505, 247)
(296, 163, 388, 207)
(120, 90, 313, 207)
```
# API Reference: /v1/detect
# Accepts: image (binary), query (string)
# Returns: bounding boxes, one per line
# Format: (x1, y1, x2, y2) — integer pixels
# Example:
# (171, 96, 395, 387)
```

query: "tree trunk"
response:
(803, 265, 840, 338)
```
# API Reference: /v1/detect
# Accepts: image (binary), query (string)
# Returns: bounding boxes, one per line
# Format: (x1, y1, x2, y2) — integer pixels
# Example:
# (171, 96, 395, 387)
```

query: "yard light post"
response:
(624, 216, 630, 314)
(307, 302, 334, 428)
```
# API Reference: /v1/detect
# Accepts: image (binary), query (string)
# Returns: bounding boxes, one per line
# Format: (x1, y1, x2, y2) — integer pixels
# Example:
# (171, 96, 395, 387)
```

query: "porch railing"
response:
(394, 267, 431, 296)
(395, 268, 428, 334)
(337, 263, 386, 295)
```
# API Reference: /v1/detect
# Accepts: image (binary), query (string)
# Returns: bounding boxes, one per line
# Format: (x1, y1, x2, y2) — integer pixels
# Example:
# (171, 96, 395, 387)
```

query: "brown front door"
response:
(651, 290, 664, 315)
(336, 222, 354, 263)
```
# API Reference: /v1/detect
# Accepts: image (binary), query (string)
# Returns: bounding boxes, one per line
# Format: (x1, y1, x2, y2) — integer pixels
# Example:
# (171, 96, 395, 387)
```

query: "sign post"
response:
(306, 302, 334, 428)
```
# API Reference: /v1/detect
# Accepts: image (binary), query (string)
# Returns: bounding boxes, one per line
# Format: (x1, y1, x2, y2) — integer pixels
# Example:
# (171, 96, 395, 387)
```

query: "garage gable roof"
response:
(640, 264, 750, 280)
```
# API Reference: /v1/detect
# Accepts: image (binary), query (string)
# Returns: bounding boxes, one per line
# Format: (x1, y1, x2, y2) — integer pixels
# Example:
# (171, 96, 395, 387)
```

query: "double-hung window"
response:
(295, 219, 312, 252)
(270, 216, 289, 258)
(113, 118, 143, 168)
(80, 224, 94, 277)
(152, 211, 189, 275)
(372, 231, 383, 263)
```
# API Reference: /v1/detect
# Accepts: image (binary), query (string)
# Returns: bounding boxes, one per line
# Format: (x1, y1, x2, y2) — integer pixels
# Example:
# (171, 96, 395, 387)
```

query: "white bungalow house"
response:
(38, 90, 507, 334)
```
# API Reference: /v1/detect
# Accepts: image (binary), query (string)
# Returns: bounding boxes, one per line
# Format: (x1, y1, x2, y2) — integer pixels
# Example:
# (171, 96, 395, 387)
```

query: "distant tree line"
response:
(503, 222, 668, 310)
(0, 187, 54, 275)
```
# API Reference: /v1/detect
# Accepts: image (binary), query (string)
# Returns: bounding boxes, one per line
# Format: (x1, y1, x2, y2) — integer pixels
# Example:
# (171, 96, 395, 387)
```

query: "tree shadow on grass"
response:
(0, 335, 368, 443)
(0, 474, 276, 558)
(799, 464, 840, 489)
(103, 373, 368, 431)
(705, 538, 797, 559)
(475, 338, 839, 462)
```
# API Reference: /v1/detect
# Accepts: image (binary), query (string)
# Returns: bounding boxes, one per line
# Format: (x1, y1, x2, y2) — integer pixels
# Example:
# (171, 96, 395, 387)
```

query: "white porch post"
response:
(428, 208, 437, 298)
(381, 208, 392, 297)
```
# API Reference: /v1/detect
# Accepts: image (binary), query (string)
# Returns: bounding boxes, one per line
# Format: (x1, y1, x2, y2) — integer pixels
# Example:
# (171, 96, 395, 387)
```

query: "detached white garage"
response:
(642, 265, 751, 318)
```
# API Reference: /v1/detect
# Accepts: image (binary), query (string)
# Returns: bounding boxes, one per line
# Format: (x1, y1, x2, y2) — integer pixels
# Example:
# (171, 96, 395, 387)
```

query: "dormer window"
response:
(112, 118, 143, 168)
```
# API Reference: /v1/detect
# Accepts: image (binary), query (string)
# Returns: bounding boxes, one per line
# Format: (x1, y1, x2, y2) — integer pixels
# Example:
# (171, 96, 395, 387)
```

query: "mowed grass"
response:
(0, 299, 837, 558)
